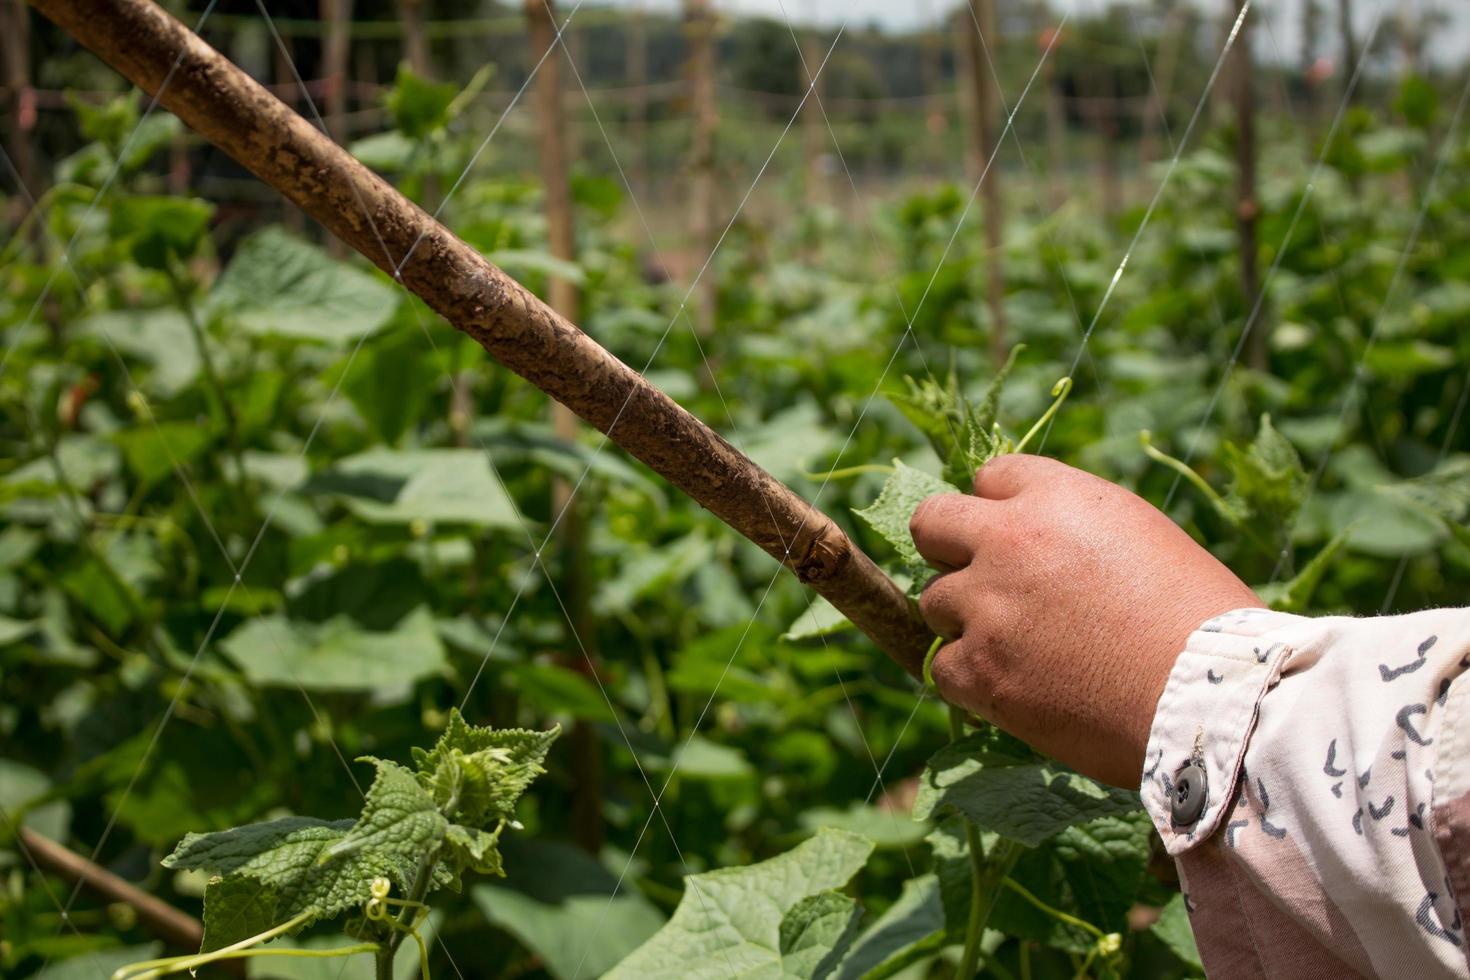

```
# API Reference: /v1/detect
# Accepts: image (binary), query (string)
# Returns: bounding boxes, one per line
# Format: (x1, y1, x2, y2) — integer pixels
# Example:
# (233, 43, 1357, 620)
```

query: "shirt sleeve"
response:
(1139, 606, 1470, 979)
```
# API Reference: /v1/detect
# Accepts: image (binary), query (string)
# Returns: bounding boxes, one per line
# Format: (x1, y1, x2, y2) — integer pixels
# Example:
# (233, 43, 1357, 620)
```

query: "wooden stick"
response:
(684, 0, 718, 338)
(525, 0, 604, 854)
(17, 826, 206, 953)
(1232, 0, 1263, 370)
(962, 0, 1006, 368)
(26, 0, 932, 675)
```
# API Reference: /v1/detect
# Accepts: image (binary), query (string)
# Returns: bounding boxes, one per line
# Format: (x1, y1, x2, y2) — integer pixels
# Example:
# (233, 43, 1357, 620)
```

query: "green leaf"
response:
(1150, 893, 1202, 972)
(208, 227, 397, 343)
(1364, 339, 1457, 378)
(604, 828, 875, 980)
(413, 708, 559, 829)
(781, 596, 855, 642)
(834, 874, 945, 980)
(164, 816, 370, 950)
(218, 606, 447, 692)
(109, 195, 213, 270)
(507, 661, 619, 723)
(323, 759, 447, 887)
(31, 944, 162, 980)
(592, 531, 712, 616)
(472, 839, 665, 980)
(113, 420, 214, 486)
(0, 758, 72, 840)
(1257, 529, 1349, 612)
(201, 872, 283, 952)
(778, 891, 863, 979)
(913, 736, 1142, 847)
(853, 461, 959, 570)
(1221, 414, 1308, 534)
(798, 803, 929, 850)
(385, 64, 459, 139)
(312, 448, 522, 528)
(337, 326, 441, 445)
(78, 310, 201, 395)
(1050, 812, 1153, 940)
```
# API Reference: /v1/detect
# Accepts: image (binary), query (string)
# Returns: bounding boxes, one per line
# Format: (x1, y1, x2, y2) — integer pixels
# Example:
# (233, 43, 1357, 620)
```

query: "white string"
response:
(1057, 0, 1251, 384)
(1159, 7, 1385, 511)
(570, 21, 1070, 975)
(1268, 66, 1470, 585)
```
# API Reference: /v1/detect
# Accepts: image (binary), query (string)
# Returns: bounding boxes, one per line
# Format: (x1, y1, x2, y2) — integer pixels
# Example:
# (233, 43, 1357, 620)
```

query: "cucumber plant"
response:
(112, 710, 557, 980)
(606, 357, 1156, 979)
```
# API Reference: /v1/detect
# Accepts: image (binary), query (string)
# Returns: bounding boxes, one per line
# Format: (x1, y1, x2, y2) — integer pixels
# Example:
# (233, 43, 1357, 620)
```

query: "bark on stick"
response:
(26, 0, 932, 675)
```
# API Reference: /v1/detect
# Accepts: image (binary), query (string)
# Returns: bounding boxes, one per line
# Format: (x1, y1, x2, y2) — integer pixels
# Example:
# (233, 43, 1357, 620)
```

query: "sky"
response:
(583, 0, 1470, 68)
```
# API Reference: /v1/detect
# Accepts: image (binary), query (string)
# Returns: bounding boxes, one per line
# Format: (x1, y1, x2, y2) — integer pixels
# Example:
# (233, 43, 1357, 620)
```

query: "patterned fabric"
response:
(1141, 607, 1470, 978)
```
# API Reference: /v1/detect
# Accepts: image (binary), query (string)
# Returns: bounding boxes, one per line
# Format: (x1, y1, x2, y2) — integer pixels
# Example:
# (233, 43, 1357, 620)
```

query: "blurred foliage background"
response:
(2, 0, 1468, 977)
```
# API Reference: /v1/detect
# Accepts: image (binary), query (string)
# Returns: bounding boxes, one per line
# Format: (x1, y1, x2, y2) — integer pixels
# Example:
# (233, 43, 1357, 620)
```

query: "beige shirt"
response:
(1141, 607, 1470, 978)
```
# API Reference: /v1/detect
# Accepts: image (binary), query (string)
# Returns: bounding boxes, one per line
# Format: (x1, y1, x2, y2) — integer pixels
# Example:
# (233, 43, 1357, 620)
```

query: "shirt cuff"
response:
(1140, 606, 1307, 855)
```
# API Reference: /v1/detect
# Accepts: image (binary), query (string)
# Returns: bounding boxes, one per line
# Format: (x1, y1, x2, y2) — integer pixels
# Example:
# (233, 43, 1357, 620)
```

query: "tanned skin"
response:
(910, 454, 1264, 788)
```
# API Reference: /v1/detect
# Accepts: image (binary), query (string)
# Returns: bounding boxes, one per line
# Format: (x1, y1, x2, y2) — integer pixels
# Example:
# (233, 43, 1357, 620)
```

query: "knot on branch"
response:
(790, 517, 852, 584)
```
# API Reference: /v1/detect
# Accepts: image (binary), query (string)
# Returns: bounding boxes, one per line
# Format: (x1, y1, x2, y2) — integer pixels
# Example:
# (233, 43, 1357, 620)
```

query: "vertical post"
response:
(801, 23, 824, 205)
(321, 0, 352, 143)
(1232, 0, 1262, 371)
(1336, 0, 1357, 103)
(1087, 65, 1120, 219)
(400, 0, 429, 76)
(321, 0, 352, 255)
(1041, 25, 1066, 211)
(627, 2, 648, 197)
(524, 0, 602, 855)
(685, 0, 718, 338)
(1300, 0, 1320, 127)
(917, 0, 945, 172)
(1398, 0, 1419, 73)
(961, 0, 1005, 366)
(1, 0, 36, 211)
(1137, 5, 1183, 198)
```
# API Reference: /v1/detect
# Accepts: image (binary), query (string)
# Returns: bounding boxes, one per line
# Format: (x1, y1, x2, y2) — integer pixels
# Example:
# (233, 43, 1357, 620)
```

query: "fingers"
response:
(971, 453, 1068, 499)
(927, 635, 989, 720)
(909, 493, 982, 570)
(918, 572, 966, 641)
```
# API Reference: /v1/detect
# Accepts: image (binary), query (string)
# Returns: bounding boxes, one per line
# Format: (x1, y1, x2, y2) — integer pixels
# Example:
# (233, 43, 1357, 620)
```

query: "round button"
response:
(1170, 763, 1208, 826)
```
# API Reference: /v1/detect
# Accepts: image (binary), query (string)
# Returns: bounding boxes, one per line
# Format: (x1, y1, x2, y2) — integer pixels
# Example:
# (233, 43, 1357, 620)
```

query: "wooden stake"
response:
(16, 826, 217, 957)
(1, 0, 36, 210)
(1041, 26, 1066, 212)
(962, 0, 1005, 366)
(1232, 0, 1263, 371)
(1137, 5, 1183, 198)
(525, 0, 603, 855)
(25, 0, 931, 675)
(627, 2, 648, 197)
(400, 0, 428, 76)
(1336, 0, 1357, 104)
(801, 24, 824, 204)
(321, 0, 352, 143)
(684, 0, 718, 338)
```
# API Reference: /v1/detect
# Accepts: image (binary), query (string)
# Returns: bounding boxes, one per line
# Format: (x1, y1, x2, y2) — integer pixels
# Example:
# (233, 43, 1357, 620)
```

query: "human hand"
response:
(909, 454, 1263, 788)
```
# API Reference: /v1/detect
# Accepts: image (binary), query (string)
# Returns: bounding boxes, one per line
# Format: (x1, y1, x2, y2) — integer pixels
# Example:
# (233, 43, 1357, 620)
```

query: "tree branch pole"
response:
(525, 0, 604, 854)
(962, 0, 1005, 368)
(684, 0, 718, 340)
(1231, 0, 1263, 371)
(15, 826, 213, 955)
(26, 0, 933, 676)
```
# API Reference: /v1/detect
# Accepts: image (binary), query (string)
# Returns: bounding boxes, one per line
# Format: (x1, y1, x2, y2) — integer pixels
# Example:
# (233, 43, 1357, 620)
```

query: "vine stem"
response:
(164, 260, 248, 503)
(950, 704, 1024, 979)
(379, 846, 441, 980)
